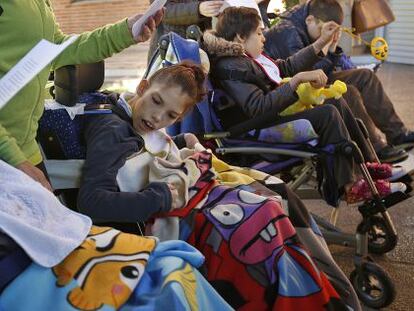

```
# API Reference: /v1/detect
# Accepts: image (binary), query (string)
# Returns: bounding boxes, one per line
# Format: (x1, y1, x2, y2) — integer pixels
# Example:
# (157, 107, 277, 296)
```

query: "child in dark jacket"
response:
(264, 0, 412, 163)
(78, 61, 361, 311)
(204, 7, 406, 204)
(78, 62, 206, 224)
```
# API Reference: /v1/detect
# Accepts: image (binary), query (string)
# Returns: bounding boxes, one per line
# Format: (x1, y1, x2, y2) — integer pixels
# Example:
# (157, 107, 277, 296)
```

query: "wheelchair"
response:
(144, 27, 414, 308)
(37, 28, 403, 308)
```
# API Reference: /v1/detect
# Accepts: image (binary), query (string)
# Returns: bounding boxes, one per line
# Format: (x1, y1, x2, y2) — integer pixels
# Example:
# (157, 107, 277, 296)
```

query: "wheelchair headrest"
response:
(186, 25, 203, 43)
(54, 61, 105, 107)
(145, 32, 211, 79)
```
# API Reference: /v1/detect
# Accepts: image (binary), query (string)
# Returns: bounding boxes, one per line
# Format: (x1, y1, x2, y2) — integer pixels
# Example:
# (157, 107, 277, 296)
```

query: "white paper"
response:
(0, 36, 78, 110)
(222, 0, 264, 25)
(132, 0, 167, 38)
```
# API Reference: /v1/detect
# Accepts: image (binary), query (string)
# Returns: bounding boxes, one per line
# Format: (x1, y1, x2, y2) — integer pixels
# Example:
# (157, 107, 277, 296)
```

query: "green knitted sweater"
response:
(0, 0, 135, 166)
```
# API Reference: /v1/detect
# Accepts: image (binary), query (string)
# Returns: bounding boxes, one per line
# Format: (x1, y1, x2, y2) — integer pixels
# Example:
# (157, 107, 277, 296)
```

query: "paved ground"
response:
(104, 45, 414, 310)
(300, 63, 414, 311)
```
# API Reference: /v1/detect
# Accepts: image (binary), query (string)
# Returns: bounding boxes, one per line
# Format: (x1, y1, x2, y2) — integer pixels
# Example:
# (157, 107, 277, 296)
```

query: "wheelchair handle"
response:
(203, 132, 230, 140)
(225, 112, 281, 137)
(158, 35, 170, 61)
(186, 25, 203, 42)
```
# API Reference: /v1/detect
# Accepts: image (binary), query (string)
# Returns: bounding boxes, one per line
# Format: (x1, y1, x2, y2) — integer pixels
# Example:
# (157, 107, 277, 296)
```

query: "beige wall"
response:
(51, 0, 149, 33)
(337, 0, 354, 55)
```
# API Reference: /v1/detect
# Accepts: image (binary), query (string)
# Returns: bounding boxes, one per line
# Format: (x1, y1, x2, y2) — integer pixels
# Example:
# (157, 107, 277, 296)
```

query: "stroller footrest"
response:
(358, 191, 409, 217)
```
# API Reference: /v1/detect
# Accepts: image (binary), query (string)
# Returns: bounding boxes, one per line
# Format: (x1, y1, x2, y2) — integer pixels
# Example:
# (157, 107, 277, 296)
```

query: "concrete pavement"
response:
(307, 63, 414, 310)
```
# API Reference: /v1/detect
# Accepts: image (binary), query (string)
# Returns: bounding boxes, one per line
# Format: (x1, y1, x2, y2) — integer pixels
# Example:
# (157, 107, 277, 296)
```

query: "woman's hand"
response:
(290, 69, 328, 90)
(167, 183, 180, 210)
(184, 133, 200, 149)
(199, 1, 224, 17)
(127, 8, 164, 43)
(16, 161, 53, 192)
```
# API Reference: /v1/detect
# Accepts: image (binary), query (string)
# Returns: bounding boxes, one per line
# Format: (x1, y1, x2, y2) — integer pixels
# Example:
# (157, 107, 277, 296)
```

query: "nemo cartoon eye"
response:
(120, 263, 144, 290)
(121, 266, 139, 279)
(210, 204, 244, 226)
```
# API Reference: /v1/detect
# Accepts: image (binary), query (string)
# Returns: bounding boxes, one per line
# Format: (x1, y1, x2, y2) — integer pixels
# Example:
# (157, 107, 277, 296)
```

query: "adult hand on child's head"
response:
(199, 1, 225, 17)
(128, 8, 164, 43)
(184, 133, 199, 149)
(16, 161, 53, 192)
(167, 183, 180, 210)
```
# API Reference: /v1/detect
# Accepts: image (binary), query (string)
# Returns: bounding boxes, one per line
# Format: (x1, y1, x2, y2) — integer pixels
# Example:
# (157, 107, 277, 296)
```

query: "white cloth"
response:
(116, 130, 178, 193)
(0, 160, 92, 267)
(116, 130, 211, 241)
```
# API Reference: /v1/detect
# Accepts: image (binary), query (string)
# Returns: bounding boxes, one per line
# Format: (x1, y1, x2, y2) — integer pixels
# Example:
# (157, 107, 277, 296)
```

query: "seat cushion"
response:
(253, 119, 318, 145)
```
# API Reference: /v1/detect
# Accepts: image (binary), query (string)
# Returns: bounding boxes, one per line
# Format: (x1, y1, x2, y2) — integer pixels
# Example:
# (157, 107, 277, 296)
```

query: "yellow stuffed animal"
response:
(280, 79, 347, 116)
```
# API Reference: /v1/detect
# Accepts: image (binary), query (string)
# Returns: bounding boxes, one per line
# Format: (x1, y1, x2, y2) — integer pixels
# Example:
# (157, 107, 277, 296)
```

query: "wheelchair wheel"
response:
(367, 215, 398, 254)
(350, 262, 395, 309)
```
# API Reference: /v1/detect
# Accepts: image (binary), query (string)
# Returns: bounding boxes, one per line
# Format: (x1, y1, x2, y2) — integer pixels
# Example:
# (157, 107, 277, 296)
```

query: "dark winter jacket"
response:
(264, 3, 343, 75)
(148, 0, 271, 62)
(78, 104, 173, 223)
(203, 31, 322, 118)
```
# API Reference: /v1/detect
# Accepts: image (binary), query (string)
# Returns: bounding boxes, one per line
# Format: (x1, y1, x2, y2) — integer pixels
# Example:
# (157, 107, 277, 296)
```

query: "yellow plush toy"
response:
(280, 79, 347, 116)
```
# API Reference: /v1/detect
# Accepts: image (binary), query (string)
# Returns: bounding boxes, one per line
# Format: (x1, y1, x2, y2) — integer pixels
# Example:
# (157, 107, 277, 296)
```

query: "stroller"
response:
(145, 28, 409, 309)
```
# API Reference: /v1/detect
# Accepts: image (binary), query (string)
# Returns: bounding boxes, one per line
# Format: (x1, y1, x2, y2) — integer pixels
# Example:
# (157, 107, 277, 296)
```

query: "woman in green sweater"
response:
(0, 0, 163, 190)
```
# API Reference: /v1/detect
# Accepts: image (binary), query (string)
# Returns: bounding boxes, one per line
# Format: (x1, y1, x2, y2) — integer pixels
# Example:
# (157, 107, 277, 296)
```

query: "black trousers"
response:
(330, 69, 406, 144)
(275, 99, 375, 189)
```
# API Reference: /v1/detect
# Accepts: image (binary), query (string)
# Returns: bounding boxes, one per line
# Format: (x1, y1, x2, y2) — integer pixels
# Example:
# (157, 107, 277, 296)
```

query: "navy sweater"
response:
(77, 108, 176, 223)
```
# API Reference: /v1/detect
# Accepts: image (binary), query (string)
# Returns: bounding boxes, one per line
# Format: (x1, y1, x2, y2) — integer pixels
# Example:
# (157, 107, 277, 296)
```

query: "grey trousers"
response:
(329, 68, 407, 149)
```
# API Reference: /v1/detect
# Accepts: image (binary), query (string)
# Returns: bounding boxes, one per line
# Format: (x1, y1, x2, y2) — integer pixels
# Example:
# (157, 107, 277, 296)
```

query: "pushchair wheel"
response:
(367, 215, 398, 254)
(350, 262, 395, 309)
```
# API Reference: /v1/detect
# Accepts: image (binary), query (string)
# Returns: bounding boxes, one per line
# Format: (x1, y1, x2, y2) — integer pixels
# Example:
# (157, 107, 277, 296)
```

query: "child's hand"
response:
(184, 133, 199, 149)
(199, 1, 224, 17)
(290, 70, 328, 90)
(329, 30, 341, 53)
(167, 183, 180, 210)
(313, 21, 340, 53)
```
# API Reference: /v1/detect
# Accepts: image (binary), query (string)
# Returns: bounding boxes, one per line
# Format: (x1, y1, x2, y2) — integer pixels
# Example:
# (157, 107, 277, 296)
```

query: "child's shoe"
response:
(366, 162, 406, 181)
(346, 178, 407, 204)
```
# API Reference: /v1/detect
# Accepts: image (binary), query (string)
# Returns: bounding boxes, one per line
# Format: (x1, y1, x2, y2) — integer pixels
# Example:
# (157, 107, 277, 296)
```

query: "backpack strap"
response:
(83, 92, 132, 124)
(212, 67, 270, 94)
